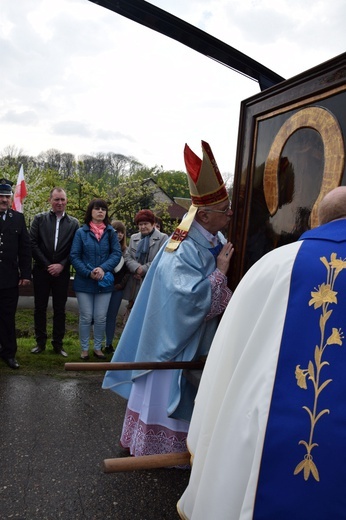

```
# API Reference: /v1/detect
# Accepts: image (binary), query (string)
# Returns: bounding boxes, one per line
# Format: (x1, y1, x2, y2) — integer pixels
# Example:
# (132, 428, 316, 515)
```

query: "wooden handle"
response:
(65, 361, 205, 371)
(103, 451, 190, 472)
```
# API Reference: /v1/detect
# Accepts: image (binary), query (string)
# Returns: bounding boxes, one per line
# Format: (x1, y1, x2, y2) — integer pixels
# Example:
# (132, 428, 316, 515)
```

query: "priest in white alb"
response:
(178, 186, 346, 519)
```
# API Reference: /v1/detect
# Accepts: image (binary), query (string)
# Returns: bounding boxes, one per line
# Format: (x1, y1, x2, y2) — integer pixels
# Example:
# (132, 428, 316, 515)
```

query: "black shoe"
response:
(5, 358, 20, 369)
(80, 353, 90, 360)
(31, 346, 46, 354)
(54, 349, 68, 358)
(104, 345, 115, 354)
(93, 350, 106, 360)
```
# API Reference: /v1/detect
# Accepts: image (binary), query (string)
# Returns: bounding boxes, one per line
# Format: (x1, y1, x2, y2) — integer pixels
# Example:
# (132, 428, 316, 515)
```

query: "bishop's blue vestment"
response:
(103, 225, 228, 423)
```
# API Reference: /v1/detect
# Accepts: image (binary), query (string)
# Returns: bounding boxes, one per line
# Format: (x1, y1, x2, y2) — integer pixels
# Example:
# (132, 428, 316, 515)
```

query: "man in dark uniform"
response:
(30, 187, 79, 357)
(0, 178, 31, 369)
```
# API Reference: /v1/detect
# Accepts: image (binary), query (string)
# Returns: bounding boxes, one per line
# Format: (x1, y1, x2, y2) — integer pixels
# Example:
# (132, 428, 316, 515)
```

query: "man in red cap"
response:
(103, 141, 234, 459)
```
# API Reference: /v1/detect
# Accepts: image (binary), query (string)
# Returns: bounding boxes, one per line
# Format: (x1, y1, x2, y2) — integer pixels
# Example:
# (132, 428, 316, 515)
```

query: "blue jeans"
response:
(76, 291, 112, 351)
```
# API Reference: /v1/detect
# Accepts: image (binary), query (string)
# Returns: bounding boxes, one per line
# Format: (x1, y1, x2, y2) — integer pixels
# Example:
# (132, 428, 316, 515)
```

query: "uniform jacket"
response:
(70, 224, 122, 294)
(0, 209, 31, 289)
(30, 210, 79, 270)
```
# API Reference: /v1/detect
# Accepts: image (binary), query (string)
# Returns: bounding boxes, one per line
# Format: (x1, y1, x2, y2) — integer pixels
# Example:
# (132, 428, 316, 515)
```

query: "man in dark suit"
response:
(0, 178, 31, 369)
(30, 187, 79, 357)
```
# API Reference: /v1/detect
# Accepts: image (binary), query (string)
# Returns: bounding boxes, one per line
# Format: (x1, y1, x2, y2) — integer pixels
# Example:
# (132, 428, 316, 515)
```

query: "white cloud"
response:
(0, 109, 38, 125)
(0, 0, 345, 173)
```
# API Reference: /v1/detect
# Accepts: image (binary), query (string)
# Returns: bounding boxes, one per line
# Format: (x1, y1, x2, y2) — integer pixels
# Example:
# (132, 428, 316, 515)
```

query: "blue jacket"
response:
(70, 224, 122, 293)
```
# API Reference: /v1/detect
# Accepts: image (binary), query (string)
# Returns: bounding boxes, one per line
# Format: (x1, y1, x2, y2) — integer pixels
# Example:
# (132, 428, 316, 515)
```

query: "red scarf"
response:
(90, 221, 106, 241)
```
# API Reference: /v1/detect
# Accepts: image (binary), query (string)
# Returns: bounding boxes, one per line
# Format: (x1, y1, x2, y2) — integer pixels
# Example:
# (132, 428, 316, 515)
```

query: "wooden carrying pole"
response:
(103, 451, 190, 472)
(65, 361, 205, 371)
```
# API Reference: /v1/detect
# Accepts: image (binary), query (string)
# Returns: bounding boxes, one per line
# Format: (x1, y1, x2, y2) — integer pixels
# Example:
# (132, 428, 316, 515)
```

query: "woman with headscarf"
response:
(123, 209, 168, 309)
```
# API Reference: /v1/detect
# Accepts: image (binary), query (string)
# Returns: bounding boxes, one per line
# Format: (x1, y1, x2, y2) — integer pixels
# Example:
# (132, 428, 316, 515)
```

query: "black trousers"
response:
(0, 286, 19, 360)
(32, 266, 70, 350)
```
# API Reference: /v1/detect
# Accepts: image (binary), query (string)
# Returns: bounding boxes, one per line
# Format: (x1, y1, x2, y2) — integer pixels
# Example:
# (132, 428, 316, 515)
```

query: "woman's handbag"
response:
(98, 271, 114, 288)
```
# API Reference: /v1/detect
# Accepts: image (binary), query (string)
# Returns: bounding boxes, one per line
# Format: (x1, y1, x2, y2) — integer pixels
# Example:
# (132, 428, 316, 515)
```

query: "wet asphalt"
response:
(0, 300, 190, 519)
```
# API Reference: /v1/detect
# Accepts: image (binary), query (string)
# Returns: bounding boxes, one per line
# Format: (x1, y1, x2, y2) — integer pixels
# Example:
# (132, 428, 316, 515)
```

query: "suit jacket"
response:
(0, 209, 31, 289)
(30, 210, 79, 270)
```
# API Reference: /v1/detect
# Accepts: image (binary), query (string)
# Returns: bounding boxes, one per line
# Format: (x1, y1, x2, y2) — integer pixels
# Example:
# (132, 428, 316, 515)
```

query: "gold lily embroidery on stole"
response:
(294, 253, 346, 482)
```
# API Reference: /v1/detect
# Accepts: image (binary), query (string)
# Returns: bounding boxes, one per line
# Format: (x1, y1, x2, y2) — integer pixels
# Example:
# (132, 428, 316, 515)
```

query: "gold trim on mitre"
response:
(165, 141, 227, 252)
(185, 141, 228, 207)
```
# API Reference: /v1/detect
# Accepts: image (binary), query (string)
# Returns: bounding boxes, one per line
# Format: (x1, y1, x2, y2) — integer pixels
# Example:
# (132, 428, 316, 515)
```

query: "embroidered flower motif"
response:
(294, 253, 345, 482)
(330, 253, 346, 275)
(294, 452, 320, 482)
(308, 283, 337, 309)
(295, 365, 308, 389)
(326, 327, 344, 346)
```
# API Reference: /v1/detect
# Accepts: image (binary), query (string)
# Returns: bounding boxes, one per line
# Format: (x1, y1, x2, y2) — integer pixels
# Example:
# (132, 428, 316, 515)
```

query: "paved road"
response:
(0, 373, 190, 520)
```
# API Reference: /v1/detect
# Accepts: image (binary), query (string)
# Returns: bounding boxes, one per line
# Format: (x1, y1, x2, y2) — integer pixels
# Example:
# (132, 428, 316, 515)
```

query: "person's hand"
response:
(18, 279, 31, 286)
(216, 242, 234, 275)
(91, 267, 104, 280)
(135, 266, 144, 279)
(47, 263, 64, 277)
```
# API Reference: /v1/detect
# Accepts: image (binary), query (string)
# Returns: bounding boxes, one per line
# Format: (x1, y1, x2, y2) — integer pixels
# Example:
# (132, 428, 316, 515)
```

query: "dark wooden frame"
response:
(229, 52, 346, 290)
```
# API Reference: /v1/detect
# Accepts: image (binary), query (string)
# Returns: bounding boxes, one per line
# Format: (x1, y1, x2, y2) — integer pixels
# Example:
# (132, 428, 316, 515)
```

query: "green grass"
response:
(0, 307, 121, 376)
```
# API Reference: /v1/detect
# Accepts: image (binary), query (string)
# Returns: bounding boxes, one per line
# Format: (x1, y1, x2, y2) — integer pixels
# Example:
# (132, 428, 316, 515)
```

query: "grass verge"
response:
(0, 307, 120, 377)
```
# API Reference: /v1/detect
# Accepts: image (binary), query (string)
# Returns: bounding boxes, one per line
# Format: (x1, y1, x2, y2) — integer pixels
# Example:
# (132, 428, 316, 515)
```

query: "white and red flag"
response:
(12, 164, 27, 212)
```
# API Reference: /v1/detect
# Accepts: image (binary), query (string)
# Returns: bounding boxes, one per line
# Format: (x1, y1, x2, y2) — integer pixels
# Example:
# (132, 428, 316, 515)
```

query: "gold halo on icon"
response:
(263, 106, 345, 228)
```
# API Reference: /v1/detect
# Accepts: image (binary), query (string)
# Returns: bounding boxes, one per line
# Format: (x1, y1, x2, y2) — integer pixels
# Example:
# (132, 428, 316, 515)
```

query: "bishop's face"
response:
(198, 200, 233, 235)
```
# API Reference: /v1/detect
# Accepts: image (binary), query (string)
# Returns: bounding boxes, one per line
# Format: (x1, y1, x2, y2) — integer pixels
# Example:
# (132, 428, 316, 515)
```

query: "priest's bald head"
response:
(318, 186, 346, 225)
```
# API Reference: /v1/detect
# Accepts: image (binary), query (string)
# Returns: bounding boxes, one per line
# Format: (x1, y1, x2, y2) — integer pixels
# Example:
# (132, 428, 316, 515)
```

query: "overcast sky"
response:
(1, 0, 345, 175)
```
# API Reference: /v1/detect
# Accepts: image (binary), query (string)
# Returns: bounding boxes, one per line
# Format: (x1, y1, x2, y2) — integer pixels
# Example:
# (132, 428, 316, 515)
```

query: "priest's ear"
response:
(195, 208, 210, 225)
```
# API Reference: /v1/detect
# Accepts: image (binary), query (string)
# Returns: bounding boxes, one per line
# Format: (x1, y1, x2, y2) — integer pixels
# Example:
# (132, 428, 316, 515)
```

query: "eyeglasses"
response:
(93, 206, 107, 211)
(200, 203, 232, 215)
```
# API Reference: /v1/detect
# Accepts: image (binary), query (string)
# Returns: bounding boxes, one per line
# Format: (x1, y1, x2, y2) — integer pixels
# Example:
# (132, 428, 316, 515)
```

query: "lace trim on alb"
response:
(120, 408, 187, 457)
(206, 268, 232, 320)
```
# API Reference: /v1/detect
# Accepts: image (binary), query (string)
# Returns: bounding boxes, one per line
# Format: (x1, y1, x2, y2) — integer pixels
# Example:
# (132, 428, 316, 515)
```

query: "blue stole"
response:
(254, 235, 346, 519)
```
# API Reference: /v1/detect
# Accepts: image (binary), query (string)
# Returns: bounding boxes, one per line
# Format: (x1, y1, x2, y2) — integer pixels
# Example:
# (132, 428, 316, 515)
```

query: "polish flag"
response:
(12, 164, 27, 213)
